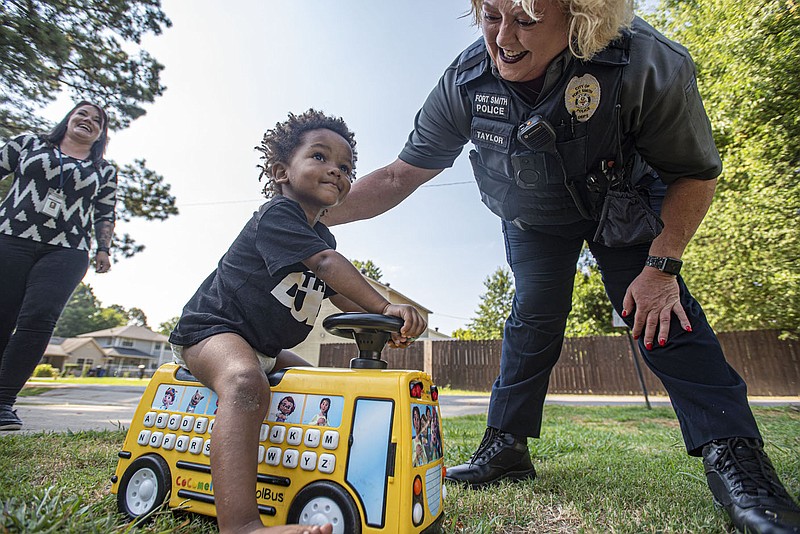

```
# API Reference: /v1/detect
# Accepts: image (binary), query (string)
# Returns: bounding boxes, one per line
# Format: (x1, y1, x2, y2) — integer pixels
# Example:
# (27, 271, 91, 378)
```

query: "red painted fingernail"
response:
(621, 310, 627, 318)
(645, 342, 653, 350)
(659, 338, 666, 346)
(685, 325, 692, 332)
(633, 334, 639, 340)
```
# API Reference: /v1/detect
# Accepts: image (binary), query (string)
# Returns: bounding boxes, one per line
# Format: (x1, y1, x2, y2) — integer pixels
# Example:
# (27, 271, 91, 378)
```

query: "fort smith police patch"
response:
(565, 74, 600, 122)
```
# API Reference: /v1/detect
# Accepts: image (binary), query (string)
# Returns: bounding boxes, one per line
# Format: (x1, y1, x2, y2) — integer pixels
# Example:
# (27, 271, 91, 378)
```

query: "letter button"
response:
(162, 433, 177, 450)
(282, 449, 299, 469)
(300, 451, 317, 471)
(155, 412, 169, 428)
(318, 453, 336, 474)
(287, 427, 302, 446)
(322, 430, 340, 450)
(137, 429, 152, 445)
(142, 412, 156, 427)
(270, 425, 286, 444)
(194, 417, 209, 434)
(180, 415, 195, 432)
(304, 429, 321, 448)
(149, 432, 164, 448)
(167, 414, 181, 430)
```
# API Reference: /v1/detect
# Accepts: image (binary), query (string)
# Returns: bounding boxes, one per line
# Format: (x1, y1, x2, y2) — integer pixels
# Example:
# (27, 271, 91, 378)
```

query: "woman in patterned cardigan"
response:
(0, 101, 117, 431)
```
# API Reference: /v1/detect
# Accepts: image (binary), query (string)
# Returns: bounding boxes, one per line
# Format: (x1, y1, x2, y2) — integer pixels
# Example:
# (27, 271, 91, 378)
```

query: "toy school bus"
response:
(110, 313, 445, 533)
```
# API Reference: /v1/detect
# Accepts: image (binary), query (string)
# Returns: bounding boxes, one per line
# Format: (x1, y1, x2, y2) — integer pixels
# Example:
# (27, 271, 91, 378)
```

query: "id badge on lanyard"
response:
(39, 146, 73, 218)
(41, 188, 66, 217)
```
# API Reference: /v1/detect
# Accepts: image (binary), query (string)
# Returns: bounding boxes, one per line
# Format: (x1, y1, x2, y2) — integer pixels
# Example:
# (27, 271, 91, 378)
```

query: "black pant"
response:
(488, 220, 761, 456)
(0, 235, 88, 406)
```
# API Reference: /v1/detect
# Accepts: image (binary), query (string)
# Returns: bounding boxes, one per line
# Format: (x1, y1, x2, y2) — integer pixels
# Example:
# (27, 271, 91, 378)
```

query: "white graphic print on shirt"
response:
(271, 270, 327, 325)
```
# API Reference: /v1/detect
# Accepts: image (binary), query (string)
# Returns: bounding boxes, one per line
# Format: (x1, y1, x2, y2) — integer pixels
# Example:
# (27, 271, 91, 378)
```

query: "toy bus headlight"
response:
(413, 502, 424, 524)
(431, 385, 438, 401)
(412, 475, 424, 525)
(409, 381, 423, 398)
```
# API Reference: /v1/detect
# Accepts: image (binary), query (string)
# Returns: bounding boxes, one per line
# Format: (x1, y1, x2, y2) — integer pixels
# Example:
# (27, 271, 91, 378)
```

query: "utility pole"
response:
(612, 309, 652, 410)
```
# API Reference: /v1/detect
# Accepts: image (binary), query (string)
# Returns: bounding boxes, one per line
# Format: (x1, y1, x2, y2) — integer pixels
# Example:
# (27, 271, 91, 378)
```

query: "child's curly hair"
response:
(256, 109, 358, 199)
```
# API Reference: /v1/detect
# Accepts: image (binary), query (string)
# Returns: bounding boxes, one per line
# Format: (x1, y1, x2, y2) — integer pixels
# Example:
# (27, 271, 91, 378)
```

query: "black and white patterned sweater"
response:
(0, 134, 117, 251)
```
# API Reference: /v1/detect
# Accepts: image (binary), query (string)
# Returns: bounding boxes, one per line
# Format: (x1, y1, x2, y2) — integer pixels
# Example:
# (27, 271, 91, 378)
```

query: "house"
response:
(42, 336, 109, 374)
(291, 275, 442, 365)
(78, 325, 171, 372)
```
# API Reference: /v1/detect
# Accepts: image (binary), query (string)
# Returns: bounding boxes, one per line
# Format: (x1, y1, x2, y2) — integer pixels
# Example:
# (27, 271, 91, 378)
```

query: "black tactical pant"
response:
(488, 220, 761, 455)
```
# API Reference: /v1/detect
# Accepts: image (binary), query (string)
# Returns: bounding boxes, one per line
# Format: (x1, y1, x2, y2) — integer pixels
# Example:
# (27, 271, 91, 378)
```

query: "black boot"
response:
(0, 404, 22, 431)
(444, 427, 535, 489)
(703, 437, 800, 533)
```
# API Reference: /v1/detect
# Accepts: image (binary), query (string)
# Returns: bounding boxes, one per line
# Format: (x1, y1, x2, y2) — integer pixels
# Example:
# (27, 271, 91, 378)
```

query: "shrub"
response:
(32, 364, 59, 378)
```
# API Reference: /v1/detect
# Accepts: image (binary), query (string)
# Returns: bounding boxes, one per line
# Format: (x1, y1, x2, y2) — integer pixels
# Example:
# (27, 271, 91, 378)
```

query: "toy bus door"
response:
(345, 398, 393, 528)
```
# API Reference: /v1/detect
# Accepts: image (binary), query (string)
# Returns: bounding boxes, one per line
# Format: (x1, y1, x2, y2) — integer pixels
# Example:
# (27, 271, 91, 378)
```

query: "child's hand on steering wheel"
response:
(382, 303, 427, 348)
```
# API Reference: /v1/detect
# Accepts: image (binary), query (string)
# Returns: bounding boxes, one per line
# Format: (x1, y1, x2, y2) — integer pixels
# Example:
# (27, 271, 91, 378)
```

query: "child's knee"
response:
(217, 370, 270, 413)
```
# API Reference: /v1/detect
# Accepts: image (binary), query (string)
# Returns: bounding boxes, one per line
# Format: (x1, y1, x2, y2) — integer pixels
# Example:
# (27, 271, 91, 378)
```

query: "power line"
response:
(178, 181, 475, 208)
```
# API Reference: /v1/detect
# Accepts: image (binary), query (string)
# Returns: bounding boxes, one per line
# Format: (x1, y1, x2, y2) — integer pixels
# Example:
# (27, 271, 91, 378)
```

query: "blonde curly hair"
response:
(469, 0, 634, 60)
(256, 109, 357, 199)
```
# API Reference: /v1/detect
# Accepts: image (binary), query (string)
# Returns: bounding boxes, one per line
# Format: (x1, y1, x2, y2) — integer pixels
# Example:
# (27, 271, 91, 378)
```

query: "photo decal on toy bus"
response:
(267, 393, 343, 427)
(411, 403, 443, 467)
(152, 384, 218, 414)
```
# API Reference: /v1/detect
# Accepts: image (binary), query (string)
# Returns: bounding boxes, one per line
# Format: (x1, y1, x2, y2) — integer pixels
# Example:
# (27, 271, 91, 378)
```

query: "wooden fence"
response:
(318, 329, 800, 396)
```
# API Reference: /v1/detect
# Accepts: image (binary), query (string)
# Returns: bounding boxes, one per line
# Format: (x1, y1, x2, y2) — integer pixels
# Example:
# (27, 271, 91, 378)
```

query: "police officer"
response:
(325, 0, 800, 531)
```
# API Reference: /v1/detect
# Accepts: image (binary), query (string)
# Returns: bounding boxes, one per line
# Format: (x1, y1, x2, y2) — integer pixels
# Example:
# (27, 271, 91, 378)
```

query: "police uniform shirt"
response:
(170, 196, 337, 357)
(0, 134, 117, 250)
(398, 16, 722, 186)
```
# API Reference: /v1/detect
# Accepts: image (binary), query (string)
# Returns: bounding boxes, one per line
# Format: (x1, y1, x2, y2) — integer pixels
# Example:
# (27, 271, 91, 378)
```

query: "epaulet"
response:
(455, 38, 490, 86)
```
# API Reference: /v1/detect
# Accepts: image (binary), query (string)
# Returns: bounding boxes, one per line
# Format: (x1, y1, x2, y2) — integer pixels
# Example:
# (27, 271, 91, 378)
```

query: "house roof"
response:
(44, 336, 106, 357)
(78, 325, 169, 342)
(104, 347, 158, 359)
(364, 275, 433, 314)
(43, 343, 69, 357)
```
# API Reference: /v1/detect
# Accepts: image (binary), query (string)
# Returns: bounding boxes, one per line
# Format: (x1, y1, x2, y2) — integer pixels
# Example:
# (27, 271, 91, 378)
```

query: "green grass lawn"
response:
(1, 405, 798, 533)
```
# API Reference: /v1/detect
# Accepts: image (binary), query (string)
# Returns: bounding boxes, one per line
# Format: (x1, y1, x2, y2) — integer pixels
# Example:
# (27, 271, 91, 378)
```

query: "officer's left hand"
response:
(622, 268, 691, 350)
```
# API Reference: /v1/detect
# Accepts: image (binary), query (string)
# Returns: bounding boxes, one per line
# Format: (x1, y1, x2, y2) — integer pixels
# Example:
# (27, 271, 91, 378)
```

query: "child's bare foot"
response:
(248, 524, 333, 534)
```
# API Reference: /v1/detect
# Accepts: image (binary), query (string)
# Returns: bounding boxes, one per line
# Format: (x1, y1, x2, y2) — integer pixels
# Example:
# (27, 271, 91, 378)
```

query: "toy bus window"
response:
(346, 398, 394, 528)
(412, 404, 443, 467)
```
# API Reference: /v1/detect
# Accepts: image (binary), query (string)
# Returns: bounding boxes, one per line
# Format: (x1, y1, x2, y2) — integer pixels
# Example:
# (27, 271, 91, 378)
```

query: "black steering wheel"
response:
(322, 313, 403, 369)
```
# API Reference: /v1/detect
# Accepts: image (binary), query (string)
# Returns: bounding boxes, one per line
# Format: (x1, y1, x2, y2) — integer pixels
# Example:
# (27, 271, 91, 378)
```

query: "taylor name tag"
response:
(41, 188, 65, 218)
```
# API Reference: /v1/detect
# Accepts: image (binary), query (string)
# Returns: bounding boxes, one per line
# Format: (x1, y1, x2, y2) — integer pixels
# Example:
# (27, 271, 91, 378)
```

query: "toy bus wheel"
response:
(288, 481, 361, 534)
(117, 454, 171, 520)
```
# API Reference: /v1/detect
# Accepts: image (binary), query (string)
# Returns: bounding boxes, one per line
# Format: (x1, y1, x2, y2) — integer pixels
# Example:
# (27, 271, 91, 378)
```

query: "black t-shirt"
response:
(169, 196, 337, 356)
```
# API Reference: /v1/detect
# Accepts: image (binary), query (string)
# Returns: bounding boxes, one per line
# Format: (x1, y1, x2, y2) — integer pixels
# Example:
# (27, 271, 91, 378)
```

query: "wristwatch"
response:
(645, 255, 682, 276)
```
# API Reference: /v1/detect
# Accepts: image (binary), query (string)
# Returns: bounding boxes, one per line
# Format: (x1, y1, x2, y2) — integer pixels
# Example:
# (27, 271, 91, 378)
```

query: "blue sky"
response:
(74, 0, 653, 335)
(75, 0, 511, 335)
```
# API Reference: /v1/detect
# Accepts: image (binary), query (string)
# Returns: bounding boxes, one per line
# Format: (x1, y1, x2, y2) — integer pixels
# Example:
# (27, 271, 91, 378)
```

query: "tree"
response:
(158, 316, 179, 336)
(351, 259, 383, 282)
(564, 247, 620, 337)
(0, 0, 178, 258)
(54, 283, 126, 337)
(109, 304, 148, 326)
(565, 265, 619, 337)
(654, 0, 800, 337)
(455, 250, 619, 340)
(455, 267, 515, 340)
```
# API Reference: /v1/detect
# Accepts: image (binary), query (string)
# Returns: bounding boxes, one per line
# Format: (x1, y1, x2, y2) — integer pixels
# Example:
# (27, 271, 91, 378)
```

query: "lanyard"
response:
(56, 145, 77, 192)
